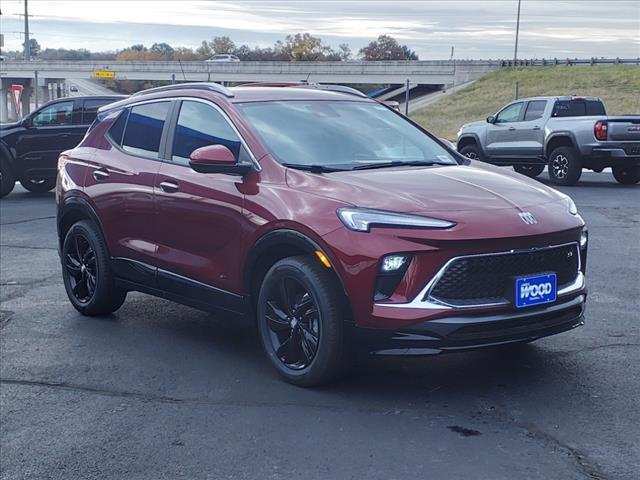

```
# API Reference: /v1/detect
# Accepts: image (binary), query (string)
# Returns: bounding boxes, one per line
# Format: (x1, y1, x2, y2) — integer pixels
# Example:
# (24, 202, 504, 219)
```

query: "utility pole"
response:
(24, 0, 31, 61)
(513, 0, 521, 66)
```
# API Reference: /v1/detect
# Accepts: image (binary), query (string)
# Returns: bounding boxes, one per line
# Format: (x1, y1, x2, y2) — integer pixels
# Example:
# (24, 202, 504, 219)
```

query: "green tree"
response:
(402, 45, 419, 60)
(26, 38, 41, 58)
(150, 42, 174, 59)
(359, 35, 412, 61)
(210, 36, 236, 54)
(276, 33, 335, 61)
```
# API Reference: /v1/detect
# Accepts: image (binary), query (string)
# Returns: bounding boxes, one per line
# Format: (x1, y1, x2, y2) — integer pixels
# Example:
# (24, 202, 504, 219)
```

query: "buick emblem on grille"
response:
(519, 212, 537, 225)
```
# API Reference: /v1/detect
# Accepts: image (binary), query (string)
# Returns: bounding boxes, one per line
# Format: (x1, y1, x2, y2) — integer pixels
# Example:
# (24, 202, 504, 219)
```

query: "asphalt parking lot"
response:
(1, 171, 638, 480)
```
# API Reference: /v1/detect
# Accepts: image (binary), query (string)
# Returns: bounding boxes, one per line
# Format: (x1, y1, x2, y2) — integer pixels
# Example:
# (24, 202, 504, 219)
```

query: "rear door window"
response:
(524, 100, 547, 121)
(122, 102, 171, 159)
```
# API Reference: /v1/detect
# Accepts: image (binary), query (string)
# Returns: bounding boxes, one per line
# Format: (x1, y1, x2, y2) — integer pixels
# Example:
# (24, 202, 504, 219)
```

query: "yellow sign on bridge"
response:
(92, 70, 116, 79)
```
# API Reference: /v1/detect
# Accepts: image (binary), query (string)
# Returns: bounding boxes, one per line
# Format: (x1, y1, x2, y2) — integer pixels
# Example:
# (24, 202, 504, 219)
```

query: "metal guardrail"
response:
(501, 58, 640, 67)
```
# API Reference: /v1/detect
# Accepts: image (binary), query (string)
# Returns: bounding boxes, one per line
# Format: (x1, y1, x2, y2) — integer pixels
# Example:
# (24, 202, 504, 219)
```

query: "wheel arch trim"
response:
(243, 228, 348, 298)
(57, 195, 108, 252)
(545, 132, 579, 158)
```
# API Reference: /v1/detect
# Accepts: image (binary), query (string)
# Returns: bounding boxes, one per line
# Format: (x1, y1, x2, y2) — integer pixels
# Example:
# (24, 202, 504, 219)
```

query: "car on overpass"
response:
(205, 54, 241, 62)
(1, 95, 124, 197)
(56, 82, 588, 386)
(457, 96, 640, 185)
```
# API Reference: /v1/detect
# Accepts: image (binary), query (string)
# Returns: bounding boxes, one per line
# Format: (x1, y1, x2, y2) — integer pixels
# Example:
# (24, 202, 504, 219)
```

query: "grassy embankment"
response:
(411, 65, 640, 141)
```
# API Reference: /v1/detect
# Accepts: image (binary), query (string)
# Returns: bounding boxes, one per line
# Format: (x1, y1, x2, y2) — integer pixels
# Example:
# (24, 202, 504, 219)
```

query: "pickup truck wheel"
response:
(459, 145, 484, 162)
(257, 256, 347, 387)
(514, 164, 545, 178)
(20, 177, 56, 193)
(548, 147, 582, 186)
(1, 161, 16, 198)
(612, 166, 640, 185)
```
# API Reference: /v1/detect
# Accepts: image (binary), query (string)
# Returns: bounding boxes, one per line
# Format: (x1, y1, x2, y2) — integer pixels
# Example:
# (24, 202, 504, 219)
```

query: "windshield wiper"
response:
(282, 163, 347, 173)
(349, 160, 444, 170)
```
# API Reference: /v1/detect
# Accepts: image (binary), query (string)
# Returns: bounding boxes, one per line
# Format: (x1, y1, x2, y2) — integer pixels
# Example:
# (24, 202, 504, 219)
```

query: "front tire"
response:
(459, 144, 484, 162)
(548, 146, 582, 186)
(257, 256, 347, 387)
(61, 220, 127, 316)
(612, 165, 640, 185)
(513, 163, 545, 178)
(0, 160, 16, 198)
(20, 177, 56, 193)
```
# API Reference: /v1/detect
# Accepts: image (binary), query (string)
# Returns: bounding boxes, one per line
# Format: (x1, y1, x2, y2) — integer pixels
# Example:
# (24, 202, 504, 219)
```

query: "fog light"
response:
(380, 254, 409, 273)
(580, 229, 588, 249)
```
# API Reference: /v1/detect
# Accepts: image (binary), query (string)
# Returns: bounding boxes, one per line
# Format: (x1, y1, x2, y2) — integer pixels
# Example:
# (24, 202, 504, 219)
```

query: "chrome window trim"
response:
(376, 242, 583, 310)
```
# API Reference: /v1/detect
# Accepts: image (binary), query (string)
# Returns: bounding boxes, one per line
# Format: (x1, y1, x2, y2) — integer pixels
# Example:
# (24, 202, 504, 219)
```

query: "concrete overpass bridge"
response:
(0, 60, 500, 121)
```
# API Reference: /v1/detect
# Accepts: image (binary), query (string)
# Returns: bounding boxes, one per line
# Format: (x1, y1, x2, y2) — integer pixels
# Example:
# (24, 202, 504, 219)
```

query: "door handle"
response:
(59, 133, 70, 138)
(92, 169, 110, 181)
(159, 181, 179, 193)
(508, 127, 516, 131)
(532, 126, 542, 130)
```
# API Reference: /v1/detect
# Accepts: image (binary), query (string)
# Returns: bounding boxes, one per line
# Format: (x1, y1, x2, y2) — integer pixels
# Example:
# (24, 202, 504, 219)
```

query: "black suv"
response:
(1, 95, 124, 197)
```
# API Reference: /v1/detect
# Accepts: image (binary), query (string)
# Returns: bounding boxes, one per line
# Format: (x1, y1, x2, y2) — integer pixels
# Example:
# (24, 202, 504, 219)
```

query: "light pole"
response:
(24, 0, 30, 61)
(513, 0, 521, 66)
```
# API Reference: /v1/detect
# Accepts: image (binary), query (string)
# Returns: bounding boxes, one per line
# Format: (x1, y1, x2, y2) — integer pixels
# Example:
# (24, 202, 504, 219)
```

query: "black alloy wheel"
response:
(257, 256, 347, 386)
(61, 220, 127, 315)
(459, 144, 483, 161)
(64, 232, 98, 304)
(264, 277, 320, 370)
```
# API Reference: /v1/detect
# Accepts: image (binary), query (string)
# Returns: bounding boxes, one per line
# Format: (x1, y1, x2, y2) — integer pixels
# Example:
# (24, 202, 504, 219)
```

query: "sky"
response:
(1, 0, 639, 59)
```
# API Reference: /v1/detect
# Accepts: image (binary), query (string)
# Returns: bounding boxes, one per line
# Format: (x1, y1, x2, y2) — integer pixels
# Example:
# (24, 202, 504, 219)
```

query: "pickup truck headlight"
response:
(337, 207, 455, 232)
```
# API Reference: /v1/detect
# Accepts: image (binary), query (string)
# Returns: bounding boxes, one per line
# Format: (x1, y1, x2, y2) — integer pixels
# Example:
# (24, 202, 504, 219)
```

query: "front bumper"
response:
(354, 294, 585, 356)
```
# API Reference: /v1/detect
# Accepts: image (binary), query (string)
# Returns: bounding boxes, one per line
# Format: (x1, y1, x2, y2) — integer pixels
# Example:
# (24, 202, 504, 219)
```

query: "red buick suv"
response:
(57, 83, 588, 386)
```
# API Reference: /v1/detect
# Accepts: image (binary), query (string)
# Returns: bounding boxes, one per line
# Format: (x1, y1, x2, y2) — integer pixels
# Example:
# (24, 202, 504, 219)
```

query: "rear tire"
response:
(459, 144, 484, 162)
(257, 256, 347, 387)
(513, 164, 545, 178)
(548, 147, 582, 186)
(0, 160, 16, 198)
(20, 177, 56, 193)
(61, 220, 127, 316)
(612, 165, 640, 185)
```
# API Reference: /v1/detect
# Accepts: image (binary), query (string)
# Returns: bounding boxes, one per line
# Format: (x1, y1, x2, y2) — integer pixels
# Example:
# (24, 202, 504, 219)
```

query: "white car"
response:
(205, 54, 240, 63)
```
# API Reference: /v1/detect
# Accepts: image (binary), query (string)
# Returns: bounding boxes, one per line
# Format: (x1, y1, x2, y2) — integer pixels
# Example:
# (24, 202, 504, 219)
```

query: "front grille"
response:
(426, 243, 580, 307)
(623, 145, 640, 156)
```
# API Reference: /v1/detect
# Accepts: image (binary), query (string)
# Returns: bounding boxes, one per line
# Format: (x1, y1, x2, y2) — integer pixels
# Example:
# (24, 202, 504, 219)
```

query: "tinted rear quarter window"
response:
(122, 102, 171, 159)
(107, 109, 129, 145)
(553, 100, 606, 117)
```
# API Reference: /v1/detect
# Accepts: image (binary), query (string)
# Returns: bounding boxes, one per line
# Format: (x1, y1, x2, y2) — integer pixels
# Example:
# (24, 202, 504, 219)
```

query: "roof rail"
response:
(132, 82, 234, 98)
(236, 82, 368, 98)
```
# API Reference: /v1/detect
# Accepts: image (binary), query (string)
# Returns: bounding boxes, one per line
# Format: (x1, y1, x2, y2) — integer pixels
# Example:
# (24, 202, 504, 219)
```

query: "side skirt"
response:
(111, 257, 249, 319)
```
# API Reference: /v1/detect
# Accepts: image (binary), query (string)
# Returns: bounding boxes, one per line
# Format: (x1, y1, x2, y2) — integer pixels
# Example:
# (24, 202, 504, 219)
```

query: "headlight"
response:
(337, 207, 455, 232)
(558, 192, 578, 215)
(580, 229, 588, 249)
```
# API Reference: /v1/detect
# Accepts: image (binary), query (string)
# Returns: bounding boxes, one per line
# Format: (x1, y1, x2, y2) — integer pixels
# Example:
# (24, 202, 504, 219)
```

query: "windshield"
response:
(237, 100, 457, 169)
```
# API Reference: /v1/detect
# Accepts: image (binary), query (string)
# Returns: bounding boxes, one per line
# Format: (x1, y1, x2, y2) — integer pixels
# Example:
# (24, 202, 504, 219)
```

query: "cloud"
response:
(1, 0, 637, 58)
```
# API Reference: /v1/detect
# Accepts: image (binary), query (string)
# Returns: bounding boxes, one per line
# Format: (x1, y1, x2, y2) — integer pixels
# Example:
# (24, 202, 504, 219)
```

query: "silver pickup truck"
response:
(457, 96, 640, 185)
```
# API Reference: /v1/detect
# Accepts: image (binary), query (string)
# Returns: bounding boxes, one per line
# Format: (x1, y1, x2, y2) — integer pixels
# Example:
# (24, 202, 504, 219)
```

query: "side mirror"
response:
(486, 116, 496, 124)
(189, 145, 251, 176)
(22, 116, 33, 128)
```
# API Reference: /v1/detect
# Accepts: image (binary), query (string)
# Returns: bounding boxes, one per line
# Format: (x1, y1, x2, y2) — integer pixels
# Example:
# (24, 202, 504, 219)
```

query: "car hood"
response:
(0, 121, 22, 137)
(286, 163, 564, 214)
(461, 120, 485, 130)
